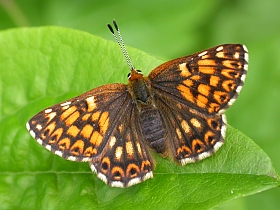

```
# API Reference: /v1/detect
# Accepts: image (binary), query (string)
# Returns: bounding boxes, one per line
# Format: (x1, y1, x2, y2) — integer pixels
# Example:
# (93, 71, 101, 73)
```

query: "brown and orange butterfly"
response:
(26, 20, 248, 188)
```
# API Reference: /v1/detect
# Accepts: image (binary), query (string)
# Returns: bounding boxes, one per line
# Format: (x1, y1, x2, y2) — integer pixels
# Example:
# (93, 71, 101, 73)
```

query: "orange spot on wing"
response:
(58, 138, 71, 150)
(141, 160, 152, 172)
(81, 124, 93, 138)
(192, 139, 206, 153)
(111, 166, 124, 181)
(209, 103, 220, 113)
(99, 112, 109, 135)
(126, 141, 134, 158)
(46, 112, 56, 123)
(65, 111, 80, 126)
(221, 69, 241, 79)
(66, 125, 80, 137)
(177, 145, 192, 157)
(198, 84, 211, 96)
(204, 131, 216, 145)
(43, 122, 56, 138)
(60, 106, 77, 120)
(197, 59, 216, 66)
(177, 85, 194, 103)
(90, 131, 103, 146)
(126, 164, 140, 178)
(101, 157, 111, 173)
(199, 67, 216, 74)
(92, 111, 101, 121)
(183, 79, 193, 87)
(176, 128, 183, 141)
(82, 113, 91, 121)
(136, 142, 143, 157)
(222, 80, 236, 92)
(115, 146, 123, 161)
(201, 54, 211, 59)
(216, 51, 225, 58)
(222, 60, 240, 69)
(190, 75, 201, 80)
(84, 146, 97, 156)
(179, 63, 191, 77)
(196, 94, 208, 108)
(181, 120, 191, 134)
(210, 75, 220, 87)
(49, 127, 63, 143)
(214, 91, 229, 104)
(190, 118, 202, 128)
(70, 140, 84, 155)
(86, 96, 96, 112)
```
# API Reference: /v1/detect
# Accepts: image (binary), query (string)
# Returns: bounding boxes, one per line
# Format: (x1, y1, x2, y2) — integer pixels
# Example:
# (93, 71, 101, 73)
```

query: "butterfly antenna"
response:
(107, 20, 135, 70)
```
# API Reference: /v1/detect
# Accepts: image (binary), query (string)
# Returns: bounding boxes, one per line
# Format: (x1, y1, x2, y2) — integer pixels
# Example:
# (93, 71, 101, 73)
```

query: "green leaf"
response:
(0, 27, 279, 210)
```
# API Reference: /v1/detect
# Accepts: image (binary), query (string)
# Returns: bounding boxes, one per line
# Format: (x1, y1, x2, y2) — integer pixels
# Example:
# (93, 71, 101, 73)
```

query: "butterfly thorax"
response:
(127, 69, 151, 104)
(128, 69, 167, 156)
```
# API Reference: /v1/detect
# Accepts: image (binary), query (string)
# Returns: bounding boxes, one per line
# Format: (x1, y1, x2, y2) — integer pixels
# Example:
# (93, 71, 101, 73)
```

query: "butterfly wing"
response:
(148, 44, 248, 164)
(27, 83, 153, 187)
(155, 93, 226, 164)
(27, 84, 127, 162)
(89, 102, 154, 187)
(149, 44, 248, 115)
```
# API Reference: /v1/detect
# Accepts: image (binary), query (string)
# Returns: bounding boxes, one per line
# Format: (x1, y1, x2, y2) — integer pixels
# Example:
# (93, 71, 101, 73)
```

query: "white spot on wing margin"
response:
(198, 51, 208, 57)
(216, 46, 223, 51)
(60, 101, 71, 106)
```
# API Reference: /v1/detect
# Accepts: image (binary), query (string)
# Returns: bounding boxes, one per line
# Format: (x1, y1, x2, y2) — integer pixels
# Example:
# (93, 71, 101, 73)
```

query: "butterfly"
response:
(26, 20, 248, 188)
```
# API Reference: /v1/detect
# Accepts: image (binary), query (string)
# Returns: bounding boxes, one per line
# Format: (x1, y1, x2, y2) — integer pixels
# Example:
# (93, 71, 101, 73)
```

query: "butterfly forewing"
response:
(27, 84, 129, 162)
(149, 44, 248, 115)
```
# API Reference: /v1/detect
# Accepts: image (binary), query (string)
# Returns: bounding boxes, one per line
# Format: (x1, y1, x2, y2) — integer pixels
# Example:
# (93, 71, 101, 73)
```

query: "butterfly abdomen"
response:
(128, 69, 167, 155)
(140, 106, 166, 155)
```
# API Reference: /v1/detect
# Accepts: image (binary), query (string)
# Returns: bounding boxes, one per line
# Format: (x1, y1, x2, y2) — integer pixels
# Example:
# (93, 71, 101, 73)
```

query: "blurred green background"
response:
(1, 0, 279, 209)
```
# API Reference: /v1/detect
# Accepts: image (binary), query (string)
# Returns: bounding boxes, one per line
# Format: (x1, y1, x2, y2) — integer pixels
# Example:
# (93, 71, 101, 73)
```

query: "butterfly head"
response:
(127, 69, 143, 81)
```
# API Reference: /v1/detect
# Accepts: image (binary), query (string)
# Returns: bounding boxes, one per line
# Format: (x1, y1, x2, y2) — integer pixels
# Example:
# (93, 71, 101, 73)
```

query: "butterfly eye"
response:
(127, 73, 131, 79)
(136, 70, 143, 74)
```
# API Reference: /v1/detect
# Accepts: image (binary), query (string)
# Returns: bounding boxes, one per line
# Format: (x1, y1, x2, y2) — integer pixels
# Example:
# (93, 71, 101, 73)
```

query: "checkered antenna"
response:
(107, 20, 135, 71)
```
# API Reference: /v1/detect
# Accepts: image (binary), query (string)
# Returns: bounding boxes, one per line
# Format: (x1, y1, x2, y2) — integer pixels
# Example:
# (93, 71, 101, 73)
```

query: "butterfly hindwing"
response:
(90, 102, 154, 187)
(154, 93, 226, 165)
